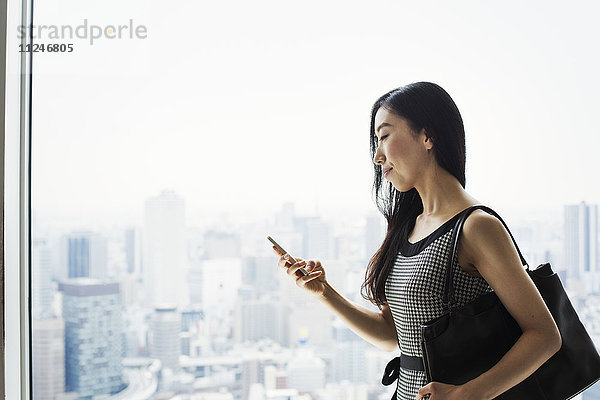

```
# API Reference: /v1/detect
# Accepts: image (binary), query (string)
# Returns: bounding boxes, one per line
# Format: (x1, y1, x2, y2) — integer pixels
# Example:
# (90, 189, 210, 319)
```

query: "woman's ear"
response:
(424, 134, 434, 151)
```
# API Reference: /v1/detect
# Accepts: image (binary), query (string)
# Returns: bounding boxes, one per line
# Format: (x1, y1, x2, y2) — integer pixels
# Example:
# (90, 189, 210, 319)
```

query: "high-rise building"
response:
(59, 232, 108, 280)
(365, 212, 385, 261)
(149, 305, 181, 371)
(124, 227, 141, 275)
(242, 357, 286, 400)
(241, 256, 279, 295)
(32, 238, 54, 319)
(275, 202, 296, 232)
(263, 365, 288, 391)
(331, 321, 368, 384)
(143, 190, 189, 306)
(242, 359, 260, 399)
(188, 259, 203, 305)
(204, 230, 241, 259)
(59, 279, 124, 398)
(286, 348, 326, 394)
(323, 381, 368, 400)
(180, 306, 204, 333)
(200, 258, 242, 316)
(564, 202, 599, 292)
(300, 217, 331, 259)
(32, 318, 66, 400)
(365, 349, 397, 393)
(234, 296, 289, 346)
(288, 303, 333, 351)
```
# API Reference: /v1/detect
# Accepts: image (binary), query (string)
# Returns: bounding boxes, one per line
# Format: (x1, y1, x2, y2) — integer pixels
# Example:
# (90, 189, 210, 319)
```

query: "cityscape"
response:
(17, 1, 600, 400)
(31, 191, 600, 400)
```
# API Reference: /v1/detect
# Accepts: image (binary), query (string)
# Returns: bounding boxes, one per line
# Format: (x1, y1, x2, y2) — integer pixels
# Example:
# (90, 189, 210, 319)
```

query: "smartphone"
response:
(267, 235, 309, 276)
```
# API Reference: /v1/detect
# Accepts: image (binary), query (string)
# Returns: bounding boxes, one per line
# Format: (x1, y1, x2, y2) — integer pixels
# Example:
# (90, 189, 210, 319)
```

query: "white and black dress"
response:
(384, 210, 493, 400)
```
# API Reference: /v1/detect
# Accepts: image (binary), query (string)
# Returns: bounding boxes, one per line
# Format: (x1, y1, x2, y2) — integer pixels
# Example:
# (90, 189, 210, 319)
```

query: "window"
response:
(4, 1, 600, 400)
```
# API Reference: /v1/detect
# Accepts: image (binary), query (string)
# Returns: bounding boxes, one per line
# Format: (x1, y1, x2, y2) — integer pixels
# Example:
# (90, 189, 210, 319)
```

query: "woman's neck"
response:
(414, 166, 478, 219)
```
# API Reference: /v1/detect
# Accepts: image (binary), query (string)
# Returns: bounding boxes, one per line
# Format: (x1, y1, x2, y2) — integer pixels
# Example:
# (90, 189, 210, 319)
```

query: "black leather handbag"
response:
(419, 205, 600, 399)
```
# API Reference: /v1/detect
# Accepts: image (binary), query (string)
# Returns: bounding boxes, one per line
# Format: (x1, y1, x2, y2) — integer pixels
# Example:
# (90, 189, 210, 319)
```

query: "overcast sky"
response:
(30, 0, 600, 227)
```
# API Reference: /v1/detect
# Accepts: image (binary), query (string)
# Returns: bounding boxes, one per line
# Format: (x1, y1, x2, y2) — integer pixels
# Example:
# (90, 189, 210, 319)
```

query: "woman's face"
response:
(372, 107, 432, 192)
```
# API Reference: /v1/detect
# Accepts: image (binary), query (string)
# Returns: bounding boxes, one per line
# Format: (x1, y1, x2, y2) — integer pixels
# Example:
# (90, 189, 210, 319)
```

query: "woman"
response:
(272, 82, 561, 400)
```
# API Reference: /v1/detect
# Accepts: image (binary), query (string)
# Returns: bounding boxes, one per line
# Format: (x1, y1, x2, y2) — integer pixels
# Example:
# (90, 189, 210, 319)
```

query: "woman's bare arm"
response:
(317, 281, 398, 352)
(274, 248, 398, 352)
(457, 211, 562, 399)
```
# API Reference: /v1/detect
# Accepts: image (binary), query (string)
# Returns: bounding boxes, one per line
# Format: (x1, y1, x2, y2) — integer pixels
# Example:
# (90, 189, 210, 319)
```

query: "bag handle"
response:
(443, 205, 530, 309)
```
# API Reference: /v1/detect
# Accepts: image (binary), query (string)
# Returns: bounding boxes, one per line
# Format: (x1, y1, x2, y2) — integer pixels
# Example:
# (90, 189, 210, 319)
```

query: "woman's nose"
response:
(373, 146, 385, 165)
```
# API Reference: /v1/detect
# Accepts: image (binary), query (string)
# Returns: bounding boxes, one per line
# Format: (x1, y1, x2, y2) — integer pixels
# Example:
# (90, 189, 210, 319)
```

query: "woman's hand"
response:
(415, 382, 471, 400)
(272, 246, 327, 297)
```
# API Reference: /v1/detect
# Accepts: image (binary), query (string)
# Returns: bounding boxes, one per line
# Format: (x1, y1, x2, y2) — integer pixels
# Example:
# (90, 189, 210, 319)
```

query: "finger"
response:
(416, 384, 432, 400)
(291, 258, 306, 274)
(277, 256, 290, 269)
(278, 253, 295, 268)
(286, 255, 305, 264)
(306, 263, 322, 273)
(282, 253, 303, 263)
(295, 270, 322, 286)
(286, 260, 307, 276)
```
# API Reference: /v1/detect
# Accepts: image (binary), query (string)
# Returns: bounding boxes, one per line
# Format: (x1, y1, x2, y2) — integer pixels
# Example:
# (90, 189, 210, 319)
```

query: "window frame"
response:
(2, 0, 34, 398)
(0, 0, 5, 394)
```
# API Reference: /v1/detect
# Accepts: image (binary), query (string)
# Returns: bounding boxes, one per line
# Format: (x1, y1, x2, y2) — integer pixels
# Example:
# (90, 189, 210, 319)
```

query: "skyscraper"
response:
(365, 212, 385, 261)
(200, 258, 242, 316)
(149, 305, 181, 371)
(204, 230, 241, 259)
(188, 259, 203, 305)
(286, 348, 326, 394)
(59, 232, 108, 280)
(143, 190, 189, 306)
(234, 296, 289, 346)
(564, 202, 599, 292)
(301, 217, 331, 259)
(331, 320, 368, 384)
(60, 279, 124, 398)
(288, 303, 333, 351)
(241, 256, 279, 295)
(32, 238, 54, 319)
(124, 227, 141, 275)
(32, 318, 66, 400)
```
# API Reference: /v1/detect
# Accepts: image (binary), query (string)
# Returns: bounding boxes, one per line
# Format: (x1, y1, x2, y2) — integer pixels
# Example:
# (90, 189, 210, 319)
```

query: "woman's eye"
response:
(379, 135, 388, 142)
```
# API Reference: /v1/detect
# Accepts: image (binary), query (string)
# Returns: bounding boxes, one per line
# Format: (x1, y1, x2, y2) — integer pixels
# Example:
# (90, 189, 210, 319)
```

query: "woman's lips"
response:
(384, 168, 392, 177)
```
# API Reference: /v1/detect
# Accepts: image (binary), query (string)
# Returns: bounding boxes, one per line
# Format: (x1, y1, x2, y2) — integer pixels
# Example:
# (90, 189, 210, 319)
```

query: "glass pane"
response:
(29, 1, 600, 400)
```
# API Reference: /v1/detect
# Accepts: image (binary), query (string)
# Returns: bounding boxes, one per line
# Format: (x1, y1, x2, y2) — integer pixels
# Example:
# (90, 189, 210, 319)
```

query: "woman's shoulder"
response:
(459, 208, 511, 267)
(462, 208, 505, 235)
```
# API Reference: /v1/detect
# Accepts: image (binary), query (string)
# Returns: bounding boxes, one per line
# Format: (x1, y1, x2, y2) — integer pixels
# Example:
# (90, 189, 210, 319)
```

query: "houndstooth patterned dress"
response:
(384, 210, 493, 400)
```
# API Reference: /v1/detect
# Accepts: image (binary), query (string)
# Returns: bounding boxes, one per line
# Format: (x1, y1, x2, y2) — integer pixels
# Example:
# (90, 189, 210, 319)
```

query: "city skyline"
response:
(22, 1, 600, 398)
(30, 194, 600, 399)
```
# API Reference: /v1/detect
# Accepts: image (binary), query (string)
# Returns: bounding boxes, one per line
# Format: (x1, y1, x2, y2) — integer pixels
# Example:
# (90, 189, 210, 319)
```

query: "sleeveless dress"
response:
(384, 210, 494, 400)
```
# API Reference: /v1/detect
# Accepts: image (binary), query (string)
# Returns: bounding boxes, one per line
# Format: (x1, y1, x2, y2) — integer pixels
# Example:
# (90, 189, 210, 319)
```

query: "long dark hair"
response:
(361, 82, 467, 307)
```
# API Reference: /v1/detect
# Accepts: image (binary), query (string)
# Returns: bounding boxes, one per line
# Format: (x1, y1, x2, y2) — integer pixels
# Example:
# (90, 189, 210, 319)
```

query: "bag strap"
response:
(442, 205, 530, 309)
